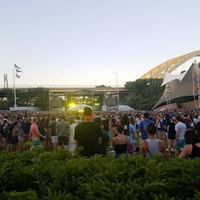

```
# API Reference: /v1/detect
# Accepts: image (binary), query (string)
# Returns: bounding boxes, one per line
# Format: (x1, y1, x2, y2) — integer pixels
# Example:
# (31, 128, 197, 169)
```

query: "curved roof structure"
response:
(140, 50, 200, 79)
(153, 63, 200, 109)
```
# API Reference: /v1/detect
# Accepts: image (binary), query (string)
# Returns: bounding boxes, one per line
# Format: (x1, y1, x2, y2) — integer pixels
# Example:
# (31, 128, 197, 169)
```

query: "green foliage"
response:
(0, 100, 10, 110)
(2, 190, 38, 200)
(124, 78, 164, 110)
(14, 87, 49, 110)
(0, 151, 200, 199)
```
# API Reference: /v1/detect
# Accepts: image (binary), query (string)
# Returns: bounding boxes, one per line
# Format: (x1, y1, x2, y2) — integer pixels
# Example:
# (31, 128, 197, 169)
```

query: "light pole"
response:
(12, 68, 17, 109)
(94, 78, 98, 87)
(112, 72, 119, 111)
(93, 78, 98, 109)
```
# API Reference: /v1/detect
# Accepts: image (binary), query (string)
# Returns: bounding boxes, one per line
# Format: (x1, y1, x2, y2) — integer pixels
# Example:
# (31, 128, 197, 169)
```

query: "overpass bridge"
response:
(0, 85, 129, 96)
(0, 85, 130, 111)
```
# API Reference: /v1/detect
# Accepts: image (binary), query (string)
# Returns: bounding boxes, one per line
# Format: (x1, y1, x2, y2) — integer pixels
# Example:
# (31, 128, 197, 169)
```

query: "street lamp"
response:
(112, 72, 119, 111)
(94, 78, 98, 87)
(93, 78, 98, 109)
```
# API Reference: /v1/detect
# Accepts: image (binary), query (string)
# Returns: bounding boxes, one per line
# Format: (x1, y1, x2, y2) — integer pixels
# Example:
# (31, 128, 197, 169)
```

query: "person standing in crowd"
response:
(42, 117, 50, 150)
(112, 125, 129, 158)
(11, 121, 22, 152)
(101, 115, 110, 137)
(29, 117, 46, 150)
(111, 114, 117, 126)
(94, 116, 110, 156)
(68, 117, 77, 152)
(155, 113, 165, 141)
(138, 112, 154, 141)
(167, 117, 176, 155)
(48, 116, 58, 150)
(56, 114, 70, 150)
(174, 115, 187, 156)
(179, 129, 200, 159)
(120, 114, 136, 157)
(21, 117, 31, 150)
(37, 117, 48, 150)
(135, 114, 142, 131)
(115, 115, 122, 125)
(194, 116, 200, 137)
(0, 117, 8, 150)
(16, 117, 23, 153)
(130, 114, 138, 135)
(162, 113, 170, 140)
(111, 124, 118, 137)
(182, 113, 192, 129)
(74, 107, 102, 157)
(139, 122, 167, 160)
(6, 117, 14, 152)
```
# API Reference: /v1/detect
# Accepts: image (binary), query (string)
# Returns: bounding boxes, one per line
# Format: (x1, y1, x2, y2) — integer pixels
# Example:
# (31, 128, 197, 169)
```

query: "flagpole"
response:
(13, 65, 17, 109)
(13, 64, 23, 110)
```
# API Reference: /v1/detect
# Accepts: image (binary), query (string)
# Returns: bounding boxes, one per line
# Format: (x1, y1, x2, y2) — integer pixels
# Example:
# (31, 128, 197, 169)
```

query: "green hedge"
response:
(0, 149, 200, 200)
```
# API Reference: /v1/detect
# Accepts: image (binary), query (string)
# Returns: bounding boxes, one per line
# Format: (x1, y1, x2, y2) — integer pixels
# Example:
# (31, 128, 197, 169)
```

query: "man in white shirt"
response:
(174, 115, 186, 156)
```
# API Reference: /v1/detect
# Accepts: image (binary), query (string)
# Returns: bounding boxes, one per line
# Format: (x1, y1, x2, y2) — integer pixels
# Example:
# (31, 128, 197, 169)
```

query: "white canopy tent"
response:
(153, 63, 200, 109)
(118, 105, 134, 111)
(161, 71, 186, 86)
(67, 103, 92, 112)
(102, 105, 134, 112)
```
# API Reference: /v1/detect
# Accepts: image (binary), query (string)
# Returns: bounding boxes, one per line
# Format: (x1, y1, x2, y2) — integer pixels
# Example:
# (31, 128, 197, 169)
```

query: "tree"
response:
(123, 78, 164, 110)
(15, 87, 49, 110)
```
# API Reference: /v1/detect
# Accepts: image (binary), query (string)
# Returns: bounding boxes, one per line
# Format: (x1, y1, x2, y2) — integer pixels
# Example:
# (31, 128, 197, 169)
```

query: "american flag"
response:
(16, 73, 21, 78)
(14, 64, 22, 78)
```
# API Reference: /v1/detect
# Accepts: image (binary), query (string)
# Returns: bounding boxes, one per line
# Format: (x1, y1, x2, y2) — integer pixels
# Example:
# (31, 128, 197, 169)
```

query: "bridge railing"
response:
(0, 84, 125, 89)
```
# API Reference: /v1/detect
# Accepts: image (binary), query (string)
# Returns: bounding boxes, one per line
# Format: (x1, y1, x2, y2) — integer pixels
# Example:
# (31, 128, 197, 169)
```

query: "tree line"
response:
(0, 79, 193, 111)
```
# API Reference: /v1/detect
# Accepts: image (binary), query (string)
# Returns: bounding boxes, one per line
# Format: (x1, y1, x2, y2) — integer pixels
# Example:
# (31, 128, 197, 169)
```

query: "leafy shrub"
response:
(2, 190, 38, 200)
(0, 150, 200, 199)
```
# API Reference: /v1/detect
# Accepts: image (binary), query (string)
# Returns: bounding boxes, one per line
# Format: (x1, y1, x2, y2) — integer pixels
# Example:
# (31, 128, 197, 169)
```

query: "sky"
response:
(1, 0, 200, 88)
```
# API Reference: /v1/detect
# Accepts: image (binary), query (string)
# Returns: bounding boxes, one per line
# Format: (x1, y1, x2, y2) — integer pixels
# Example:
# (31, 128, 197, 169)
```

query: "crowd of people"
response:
(1, 108, 200, 159)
